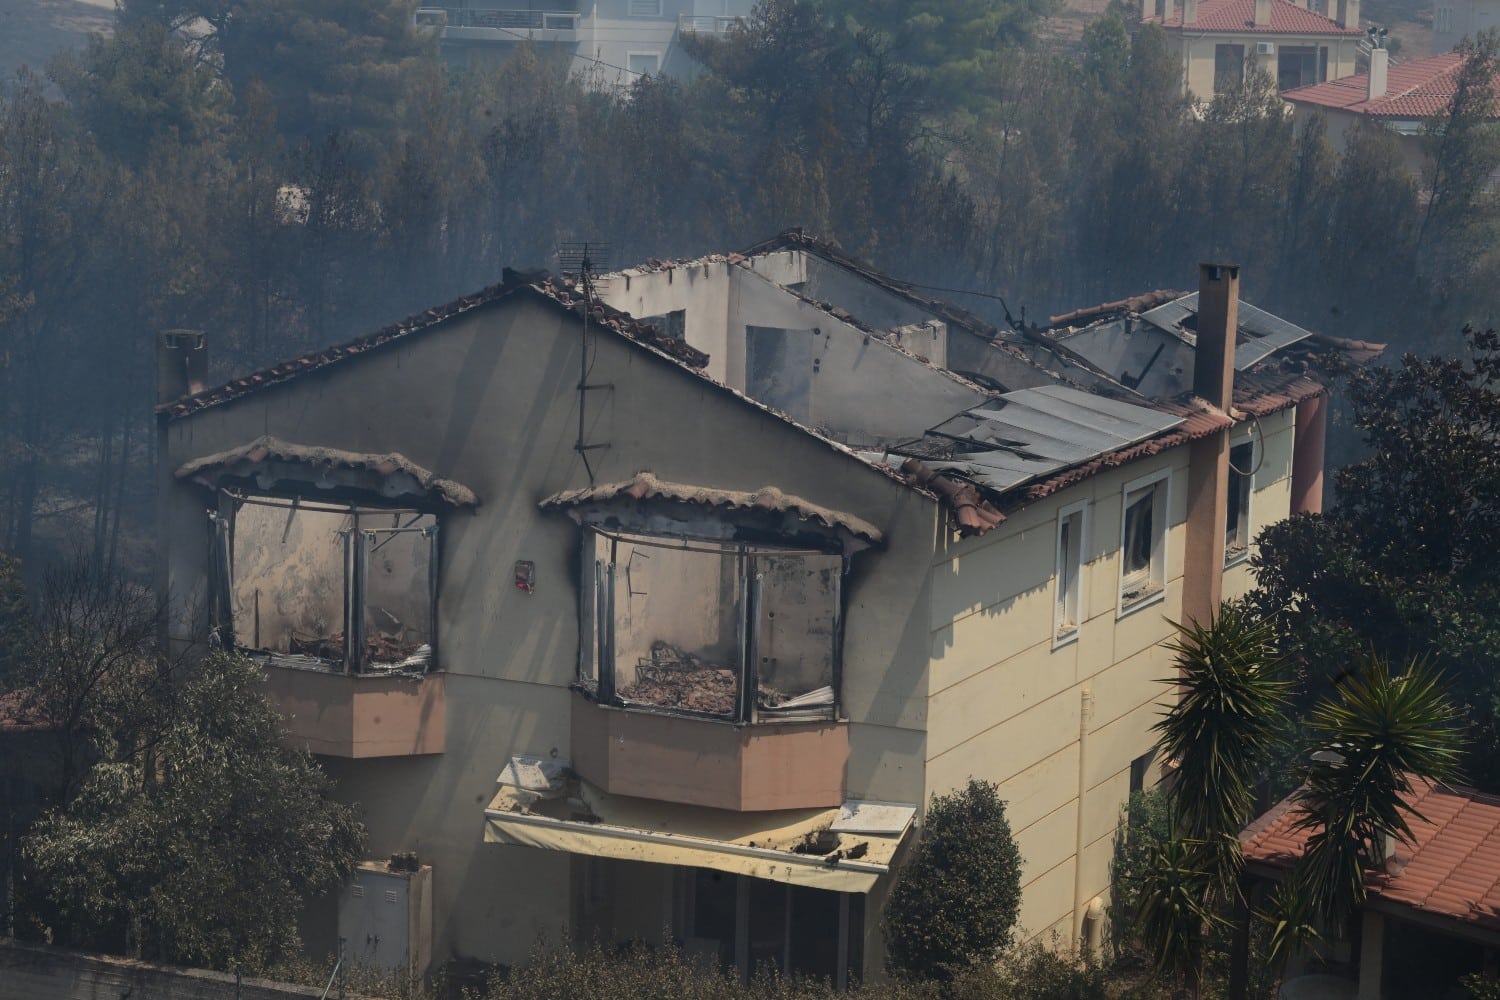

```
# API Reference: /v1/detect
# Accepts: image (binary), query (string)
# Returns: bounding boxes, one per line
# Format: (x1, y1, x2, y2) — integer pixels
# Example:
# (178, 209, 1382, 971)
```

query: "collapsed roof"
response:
(158, 230, 1379, 536)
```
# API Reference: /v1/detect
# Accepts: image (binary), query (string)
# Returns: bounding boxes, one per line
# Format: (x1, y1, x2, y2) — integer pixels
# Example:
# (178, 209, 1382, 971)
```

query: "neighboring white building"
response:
(419, 0, 753, 85)
(1434, 0, 1500, 52)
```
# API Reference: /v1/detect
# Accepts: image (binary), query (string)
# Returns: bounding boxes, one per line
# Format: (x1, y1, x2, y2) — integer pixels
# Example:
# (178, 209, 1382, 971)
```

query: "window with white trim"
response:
(1055, 501, 1088, 642)
(629, 0, 664, 16)
(627, 51, 661, 77)
(1225, 440, 1254, 564)
(1119, 470, 1169, 611)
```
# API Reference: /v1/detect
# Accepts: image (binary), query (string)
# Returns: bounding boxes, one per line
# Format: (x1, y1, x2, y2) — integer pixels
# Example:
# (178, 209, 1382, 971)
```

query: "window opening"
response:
(1120, 473, 1168, 610)
(1055, 503, 1087, 642)
(1214, 44, 1246, 92)
(582, 529, 840, 722)
(225, 495, 437, 673)
(1226, 441, 1255, 563)
(1130, 750, 1155, 794)
(627, 51, 661, 76)
(629, 0, 663, 15)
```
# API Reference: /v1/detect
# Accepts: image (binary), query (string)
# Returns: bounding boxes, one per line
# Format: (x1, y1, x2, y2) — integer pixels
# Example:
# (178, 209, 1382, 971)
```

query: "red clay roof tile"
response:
(1283, 52, 1480, 119)
(1143, 0, 1360, 34)
(1243, 778, 1500, 934)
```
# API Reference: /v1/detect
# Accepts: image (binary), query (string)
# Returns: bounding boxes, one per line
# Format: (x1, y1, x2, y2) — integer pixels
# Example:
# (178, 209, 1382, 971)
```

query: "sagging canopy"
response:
(483, 757, 914, 894)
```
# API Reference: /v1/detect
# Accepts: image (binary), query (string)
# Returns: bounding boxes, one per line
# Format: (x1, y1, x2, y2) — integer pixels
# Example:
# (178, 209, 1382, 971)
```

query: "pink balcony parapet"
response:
(571, 691, 847, 811)
(263, 665, 445, 758)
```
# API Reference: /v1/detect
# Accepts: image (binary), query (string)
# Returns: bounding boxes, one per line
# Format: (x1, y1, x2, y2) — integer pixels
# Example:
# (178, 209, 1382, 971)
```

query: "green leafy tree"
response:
(0, 550, 29, 685)
(1250, 325, 1500, 788)
(24, 651, 364, 971)
(883, 778, 1022, 981)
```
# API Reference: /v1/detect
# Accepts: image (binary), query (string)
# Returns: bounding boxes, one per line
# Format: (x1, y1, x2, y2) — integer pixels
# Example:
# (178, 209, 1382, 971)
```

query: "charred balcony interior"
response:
(218, 495, 439, 675)
(578, 528, 841, 724)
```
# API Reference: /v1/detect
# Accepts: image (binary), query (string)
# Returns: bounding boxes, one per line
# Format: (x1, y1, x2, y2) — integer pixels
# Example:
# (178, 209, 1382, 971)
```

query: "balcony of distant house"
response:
(677, 13, 748, 34)
(542, 474, 882, 812)
(415, 3, 582, 45)
(178, 437, 473, 758)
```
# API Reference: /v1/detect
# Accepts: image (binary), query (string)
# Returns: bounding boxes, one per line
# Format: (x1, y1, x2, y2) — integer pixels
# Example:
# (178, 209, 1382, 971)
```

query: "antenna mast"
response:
(558, 242, 613, 485)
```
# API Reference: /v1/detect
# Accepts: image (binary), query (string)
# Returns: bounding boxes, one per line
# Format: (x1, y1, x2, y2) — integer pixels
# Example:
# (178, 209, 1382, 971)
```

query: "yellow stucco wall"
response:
(1173, 31, 1361, 100)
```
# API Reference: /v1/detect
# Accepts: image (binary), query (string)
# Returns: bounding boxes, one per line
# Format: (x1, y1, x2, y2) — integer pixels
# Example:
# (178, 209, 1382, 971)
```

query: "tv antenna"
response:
(558, 242, 613, 485)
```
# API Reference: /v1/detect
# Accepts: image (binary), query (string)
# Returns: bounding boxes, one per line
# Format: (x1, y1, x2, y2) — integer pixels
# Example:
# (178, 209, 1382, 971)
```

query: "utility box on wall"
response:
(338, 860, 433, 978)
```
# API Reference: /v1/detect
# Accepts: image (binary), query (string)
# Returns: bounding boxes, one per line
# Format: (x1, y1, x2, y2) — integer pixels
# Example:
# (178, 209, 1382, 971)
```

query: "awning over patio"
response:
(483, 756, 914, 894)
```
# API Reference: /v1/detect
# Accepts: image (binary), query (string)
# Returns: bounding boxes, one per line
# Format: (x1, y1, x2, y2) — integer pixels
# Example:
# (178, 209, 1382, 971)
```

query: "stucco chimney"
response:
(1338, 0, 1360, 29)
(1184, 0, 1198, 24)
(156, 330, 207, 405)
(1181, 264, 1240, 629)
(1254, 0, 1272, 25)
(1367, 47, 1389, 99)
(1290, 394, 1327, 514)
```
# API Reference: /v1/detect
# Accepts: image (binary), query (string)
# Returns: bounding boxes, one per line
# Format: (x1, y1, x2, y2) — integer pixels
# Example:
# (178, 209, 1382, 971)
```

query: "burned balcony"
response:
(579, 529, 843, 724)
(541, 475, 878, 811)
(220, 498, 438, 674)
(180, 439, 476, 757)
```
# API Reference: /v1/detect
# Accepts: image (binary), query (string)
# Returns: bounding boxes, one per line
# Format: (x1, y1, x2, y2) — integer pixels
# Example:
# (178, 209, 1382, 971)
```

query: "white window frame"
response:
(628, 0, 664, 16)
(1225, 437, 1255, 567)
(1118, 467, 1171, 618)
(626, 51, 662, 77)
(1054, 499, 1089, 648)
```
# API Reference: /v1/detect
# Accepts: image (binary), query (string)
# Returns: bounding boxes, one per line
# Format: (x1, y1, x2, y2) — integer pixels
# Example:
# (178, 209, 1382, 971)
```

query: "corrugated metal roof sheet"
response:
(893, 386, 1185, 495)
(1243, 777, 1500, 936)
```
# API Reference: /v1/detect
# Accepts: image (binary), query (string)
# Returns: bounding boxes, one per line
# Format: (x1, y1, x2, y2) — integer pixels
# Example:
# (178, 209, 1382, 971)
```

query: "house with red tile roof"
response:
(1140, 0, 1364, 101)
(1284, 49, 1489, 174)
(1241, 777, 1500, 996)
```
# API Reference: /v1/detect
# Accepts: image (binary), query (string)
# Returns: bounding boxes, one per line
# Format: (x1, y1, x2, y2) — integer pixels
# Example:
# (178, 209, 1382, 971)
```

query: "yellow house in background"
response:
(1141, 0, 1364, 100)
(155, 233, 1371, 985)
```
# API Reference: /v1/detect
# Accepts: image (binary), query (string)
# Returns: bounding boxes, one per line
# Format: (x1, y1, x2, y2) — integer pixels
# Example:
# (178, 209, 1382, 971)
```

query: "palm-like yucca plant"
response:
(1134, 836, 1222, 998)
(1288, 653, 1463, 938)
(1153, 602, 1291, 894)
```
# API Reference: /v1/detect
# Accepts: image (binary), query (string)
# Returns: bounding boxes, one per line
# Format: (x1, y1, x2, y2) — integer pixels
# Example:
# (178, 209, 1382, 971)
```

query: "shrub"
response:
(1107, 788, 1171, 957)
(883, 779, 1023, 981)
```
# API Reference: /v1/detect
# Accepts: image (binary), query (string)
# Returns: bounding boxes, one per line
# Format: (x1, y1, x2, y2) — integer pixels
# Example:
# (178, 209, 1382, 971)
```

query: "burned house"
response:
(155, 232, 1370, 983)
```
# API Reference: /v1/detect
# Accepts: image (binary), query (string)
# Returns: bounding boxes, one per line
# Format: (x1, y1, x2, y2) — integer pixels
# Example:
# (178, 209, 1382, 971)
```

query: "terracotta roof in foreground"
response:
(1143, 0, 1360, 35)
(1243, 778, 1500, 936)
(1284, 52, 1475, 119)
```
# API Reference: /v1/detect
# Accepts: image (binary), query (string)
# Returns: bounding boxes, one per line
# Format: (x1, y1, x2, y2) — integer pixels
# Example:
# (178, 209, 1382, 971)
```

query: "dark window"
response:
(1215, 44, 1246, 92)
(1130, 750, 1155, 794)
(1278, 46, 1319, 90)
(1226, 441, 1254, 561)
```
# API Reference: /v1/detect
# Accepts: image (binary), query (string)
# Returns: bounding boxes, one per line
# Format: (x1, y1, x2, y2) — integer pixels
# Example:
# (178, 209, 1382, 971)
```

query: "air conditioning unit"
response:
(1257, 41, 1276, 55)
(338, 858, 433, 978)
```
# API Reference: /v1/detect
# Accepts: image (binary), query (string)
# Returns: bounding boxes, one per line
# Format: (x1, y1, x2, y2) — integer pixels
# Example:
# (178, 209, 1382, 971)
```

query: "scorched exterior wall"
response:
(157, 292, 940, 969)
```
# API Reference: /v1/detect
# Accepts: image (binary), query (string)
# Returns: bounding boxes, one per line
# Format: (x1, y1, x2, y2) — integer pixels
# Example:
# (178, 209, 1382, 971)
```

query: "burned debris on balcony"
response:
(619, 641, 740, 716)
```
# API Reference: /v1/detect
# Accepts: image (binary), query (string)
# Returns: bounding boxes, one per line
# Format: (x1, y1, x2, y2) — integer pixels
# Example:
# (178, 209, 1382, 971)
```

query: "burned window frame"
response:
(578, 526, 845, 724)
(1118, 467, 1170, 616)
(209, 490, 441, 675)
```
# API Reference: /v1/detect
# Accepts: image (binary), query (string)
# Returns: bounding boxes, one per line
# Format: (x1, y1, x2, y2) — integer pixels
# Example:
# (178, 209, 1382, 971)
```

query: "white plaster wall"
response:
(599, 262, 990, 443)
(159, 293, 940, 969)
(597, 261, 735, 383)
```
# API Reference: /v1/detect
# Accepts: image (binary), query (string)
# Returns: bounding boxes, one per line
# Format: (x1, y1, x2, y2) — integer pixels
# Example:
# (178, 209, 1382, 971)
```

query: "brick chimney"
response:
(1181, 264, 1239, 629)
(1338, 0, 1360, 29)
(1368, 47, 1389, 99)
(1254, 0, 1272, 25)
(1184, 0, 1198, 24)
(156, 330, 207, 405)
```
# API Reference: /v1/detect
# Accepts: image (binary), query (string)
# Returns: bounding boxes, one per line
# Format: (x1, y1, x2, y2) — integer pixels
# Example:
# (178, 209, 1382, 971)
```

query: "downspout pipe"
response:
(1072, 687, 1095, 954)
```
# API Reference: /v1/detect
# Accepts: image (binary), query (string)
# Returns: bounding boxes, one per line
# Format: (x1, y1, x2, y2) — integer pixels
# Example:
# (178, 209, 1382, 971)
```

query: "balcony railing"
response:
(416, 7, 580, 31)
(678, 14, 747, 33)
